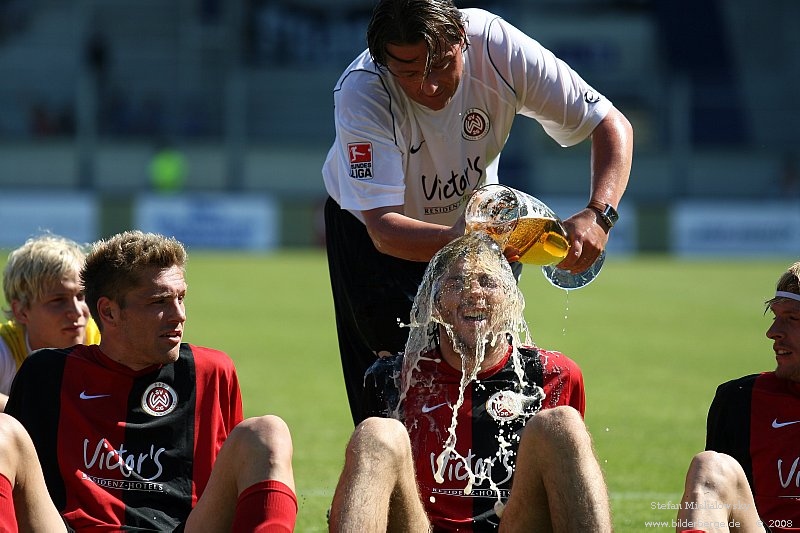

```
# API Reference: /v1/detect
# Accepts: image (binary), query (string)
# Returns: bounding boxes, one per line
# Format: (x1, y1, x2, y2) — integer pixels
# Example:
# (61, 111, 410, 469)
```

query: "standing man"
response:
(675, 261, 800, 532)
(1, 234, 101, 412)
(322, 0, 634, 424)
(329, 232, 610, 531)
(2, 231, 297, 532)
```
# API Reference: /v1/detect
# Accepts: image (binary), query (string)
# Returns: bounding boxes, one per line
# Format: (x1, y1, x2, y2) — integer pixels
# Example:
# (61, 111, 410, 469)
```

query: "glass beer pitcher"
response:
(464, 184, 605, 289)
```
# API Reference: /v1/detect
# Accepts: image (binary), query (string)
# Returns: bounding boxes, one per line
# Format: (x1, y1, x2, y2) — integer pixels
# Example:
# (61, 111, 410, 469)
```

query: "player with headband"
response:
(676, 260, 800, 533)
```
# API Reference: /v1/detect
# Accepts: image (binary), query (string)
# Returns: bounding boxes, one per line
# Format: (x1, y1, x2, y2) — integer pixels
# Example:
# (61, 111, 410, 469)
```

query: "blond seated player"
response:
(0, 234, 100, 411)
(1, 231, 297, 531)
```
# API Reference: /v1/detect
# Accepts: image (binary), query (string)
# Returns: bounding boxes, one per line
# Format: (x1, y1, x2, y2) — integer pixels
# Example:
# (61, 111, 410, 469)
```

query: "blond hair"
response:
(3, 234, 88, 319)
(765, 260, 800, 309)
(81, 230, 186, 327)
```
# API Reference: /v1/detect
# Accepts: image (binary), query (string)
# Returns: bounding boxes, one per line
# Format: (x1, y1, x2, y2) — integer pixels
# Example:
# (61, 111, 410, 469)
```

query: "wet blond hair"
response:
(3, 234, 88, 319)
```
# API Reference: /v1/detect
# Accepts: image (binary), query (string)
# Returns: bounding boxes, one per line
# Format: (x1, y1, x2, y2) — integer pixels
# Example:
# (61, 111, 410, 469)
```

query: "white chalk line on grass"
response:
(297, 488, 682, 501)
(611, 492, 682, 501)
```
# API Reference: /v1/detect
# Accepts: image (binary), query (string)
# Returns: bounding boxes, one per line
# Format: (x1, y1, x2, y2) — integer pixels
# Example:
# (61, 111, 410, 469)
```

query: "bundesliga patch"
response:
(141, 381, 178, 417)
(462, 108, 490, 141)
(348, 142, 373, 180)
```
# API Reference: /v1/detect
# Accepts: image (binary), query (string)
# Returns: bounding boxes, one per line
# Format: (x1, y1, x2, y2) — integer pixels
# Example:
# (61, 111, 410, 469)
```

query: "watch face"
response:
(604, 206, 619, 225)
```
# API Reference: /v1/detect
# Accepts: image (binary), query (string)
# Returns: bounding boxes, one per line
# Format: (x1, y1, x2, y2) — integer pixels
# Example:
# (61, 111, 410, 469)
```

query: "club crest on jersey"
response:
(141, 382, 178, 417)
(486, 391, 522, 422)
(462, 108, 490, 141)
(348, 142, 373, 180)
(584, 90, 601, 104)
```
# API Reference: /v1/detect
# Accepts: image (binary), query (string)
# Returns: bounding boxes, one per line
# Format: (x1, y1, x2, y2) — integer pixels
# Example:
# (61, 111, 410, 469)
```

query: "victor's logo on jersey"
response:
(429, 447, 514, 488)
(348, 142, 373, 180)
(141, 382, 178, 417)
(421, 156, 484, 217)
(486, 391, 522, 422)
(83, 437, 167, 483)
(778, 456, 800, 490)
(462, 108, 490, 141)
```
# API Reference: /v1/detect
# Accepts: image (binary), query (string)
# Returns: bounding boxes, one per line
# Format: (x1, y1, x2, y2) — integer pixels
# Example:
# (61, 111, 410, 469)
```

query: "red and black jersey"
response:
(707, 372, 800, 532)
(364, 344, 585, 532)
(6, 343, 243, 532)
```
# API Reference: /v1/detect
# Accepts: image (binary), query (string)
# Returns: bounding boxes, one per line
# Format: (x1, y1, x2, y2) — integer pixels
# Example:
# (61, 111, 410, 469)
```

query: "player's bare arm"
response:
(559, 106, 633, 273)
(362, 205, 465, 262)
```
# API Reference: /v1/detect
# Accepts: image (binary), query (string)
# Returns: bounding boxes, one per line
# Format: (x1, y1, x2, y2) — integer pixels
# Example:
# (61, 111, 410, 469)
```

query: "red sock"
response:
(231, 479, 297, 533)
(0, 473, 18, 533)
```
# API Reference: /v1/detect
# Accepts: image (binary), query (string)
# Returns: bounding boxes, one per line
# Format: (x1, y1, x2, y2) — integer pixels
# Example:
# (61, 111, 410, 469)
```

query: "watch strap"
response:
(587, 201, 618, 231)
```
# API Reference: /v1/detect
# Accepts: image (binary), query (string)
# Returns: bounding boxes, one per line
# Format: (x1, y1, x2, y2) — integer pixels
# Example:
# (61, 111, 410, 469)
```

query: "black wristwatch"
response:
(587, 201, 619, 232)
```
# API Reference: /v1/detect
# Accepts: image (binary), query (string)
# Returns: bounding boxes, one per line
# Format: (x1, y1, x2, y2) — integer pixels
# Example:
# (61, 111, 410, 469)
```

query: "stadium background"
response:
(0, 0, 798, 252)
(1, 2, 799, 530)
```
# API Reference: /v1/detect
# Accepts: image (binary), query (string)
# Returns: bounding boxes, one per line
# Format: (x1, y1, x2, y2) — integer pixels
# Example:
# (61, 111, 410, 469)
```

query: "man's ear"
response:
(97, 297, 116, 326)
(10, 300, 29, 325)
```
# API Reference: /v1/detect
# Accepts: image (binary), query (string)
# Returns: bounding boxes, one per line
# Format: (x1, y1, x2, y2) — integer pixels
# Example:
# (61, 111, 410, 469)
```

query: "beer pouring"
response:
(464, 184, 605, 289)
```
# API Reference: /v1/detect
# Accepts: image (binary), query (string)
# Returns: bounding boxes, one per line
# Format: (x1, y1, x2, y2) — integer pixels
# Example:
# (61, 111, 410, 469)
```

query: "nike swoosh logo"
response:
(80, 391, 111, 400)
(421, 402, 448, 414)
(409, 141, 425, 154)
(772, 418, 800, 428)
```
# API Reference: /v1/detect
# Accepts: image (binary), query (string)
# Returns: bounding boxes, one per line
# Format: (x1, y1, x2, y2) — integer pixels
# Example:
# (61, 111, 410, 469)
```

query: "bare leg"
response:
(185, 415, 295, 532)
(676, 451, 765, 533)
(0, 413, 67, 533)
(329, 417, 430, 533)
(499, 406, 611, 533)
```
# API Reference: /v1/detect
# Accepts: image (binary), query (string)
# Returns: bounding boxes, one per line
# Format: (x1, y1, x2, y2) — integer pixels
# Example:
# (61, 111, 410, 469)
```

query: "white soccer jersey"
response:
(322, 8, 612, 226)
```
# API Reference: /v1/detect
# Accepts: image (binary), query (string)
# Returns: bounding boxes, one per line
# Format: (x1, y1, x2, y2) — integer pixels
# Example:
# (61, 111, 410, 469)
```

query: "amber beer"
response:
(506, 216, 569, 265)
(467, 216, 569, 265)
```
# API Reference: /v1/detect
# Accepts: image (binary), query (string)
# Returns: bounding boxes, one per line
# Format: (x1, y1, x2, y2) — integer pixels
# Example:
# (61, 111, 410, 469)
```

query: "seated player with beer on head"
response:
(329, 231, 611, 532)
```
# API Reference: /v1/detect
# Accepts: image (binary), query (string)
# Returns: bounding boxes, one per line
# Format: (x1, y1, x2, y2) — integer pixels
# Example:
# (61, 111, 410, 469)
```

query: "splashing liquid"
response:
(397, 232, 543, 508)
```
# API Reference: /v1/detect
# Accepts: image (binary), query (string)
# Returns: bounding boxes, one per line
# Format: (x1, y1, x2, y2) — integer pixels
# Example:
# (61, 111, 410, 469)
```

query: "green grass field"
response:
(2, 250, 793, 531)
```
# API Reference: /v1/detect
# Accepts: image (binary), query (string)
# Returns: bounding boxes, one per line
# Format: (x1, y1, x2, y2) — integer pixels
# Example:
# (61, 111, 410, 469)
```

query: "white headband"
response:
(776, 291, 800, 302)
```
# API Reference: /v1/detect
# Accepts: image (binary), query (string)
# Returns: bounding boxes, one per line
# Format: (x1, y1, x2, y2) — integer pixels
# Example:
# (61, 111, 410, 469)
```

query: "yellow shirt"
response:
(0, 318, 101, 369)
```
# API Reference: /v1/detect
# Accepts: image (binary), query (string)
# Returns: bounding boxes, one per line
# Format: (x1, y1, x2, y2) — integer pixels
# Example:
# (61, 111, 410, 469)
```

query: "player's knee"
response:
(525, 406, 587, 450)
(686, 451, 745, 495)
(0, 413, 34, 469)
(231, 415, 294, 466)
(0, 413, 28, 448)
(346, 417, 408, 465)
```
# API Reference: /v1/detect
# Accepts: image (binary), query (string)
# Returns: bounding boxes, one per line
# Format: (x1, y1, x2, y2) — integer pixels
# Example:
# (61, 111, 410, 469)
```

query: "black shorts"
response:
(324, 198, 429, 353)
(324, 198, 429, 423)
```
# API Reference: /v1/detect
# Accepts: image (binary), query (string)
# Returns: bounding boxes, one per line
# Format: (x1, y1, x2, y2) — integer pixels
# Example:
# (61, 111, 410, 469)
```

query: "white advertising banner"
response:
(134, 194, 279, 250)
(0, 193, 98, 247)
(672, 201, 800, 256)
